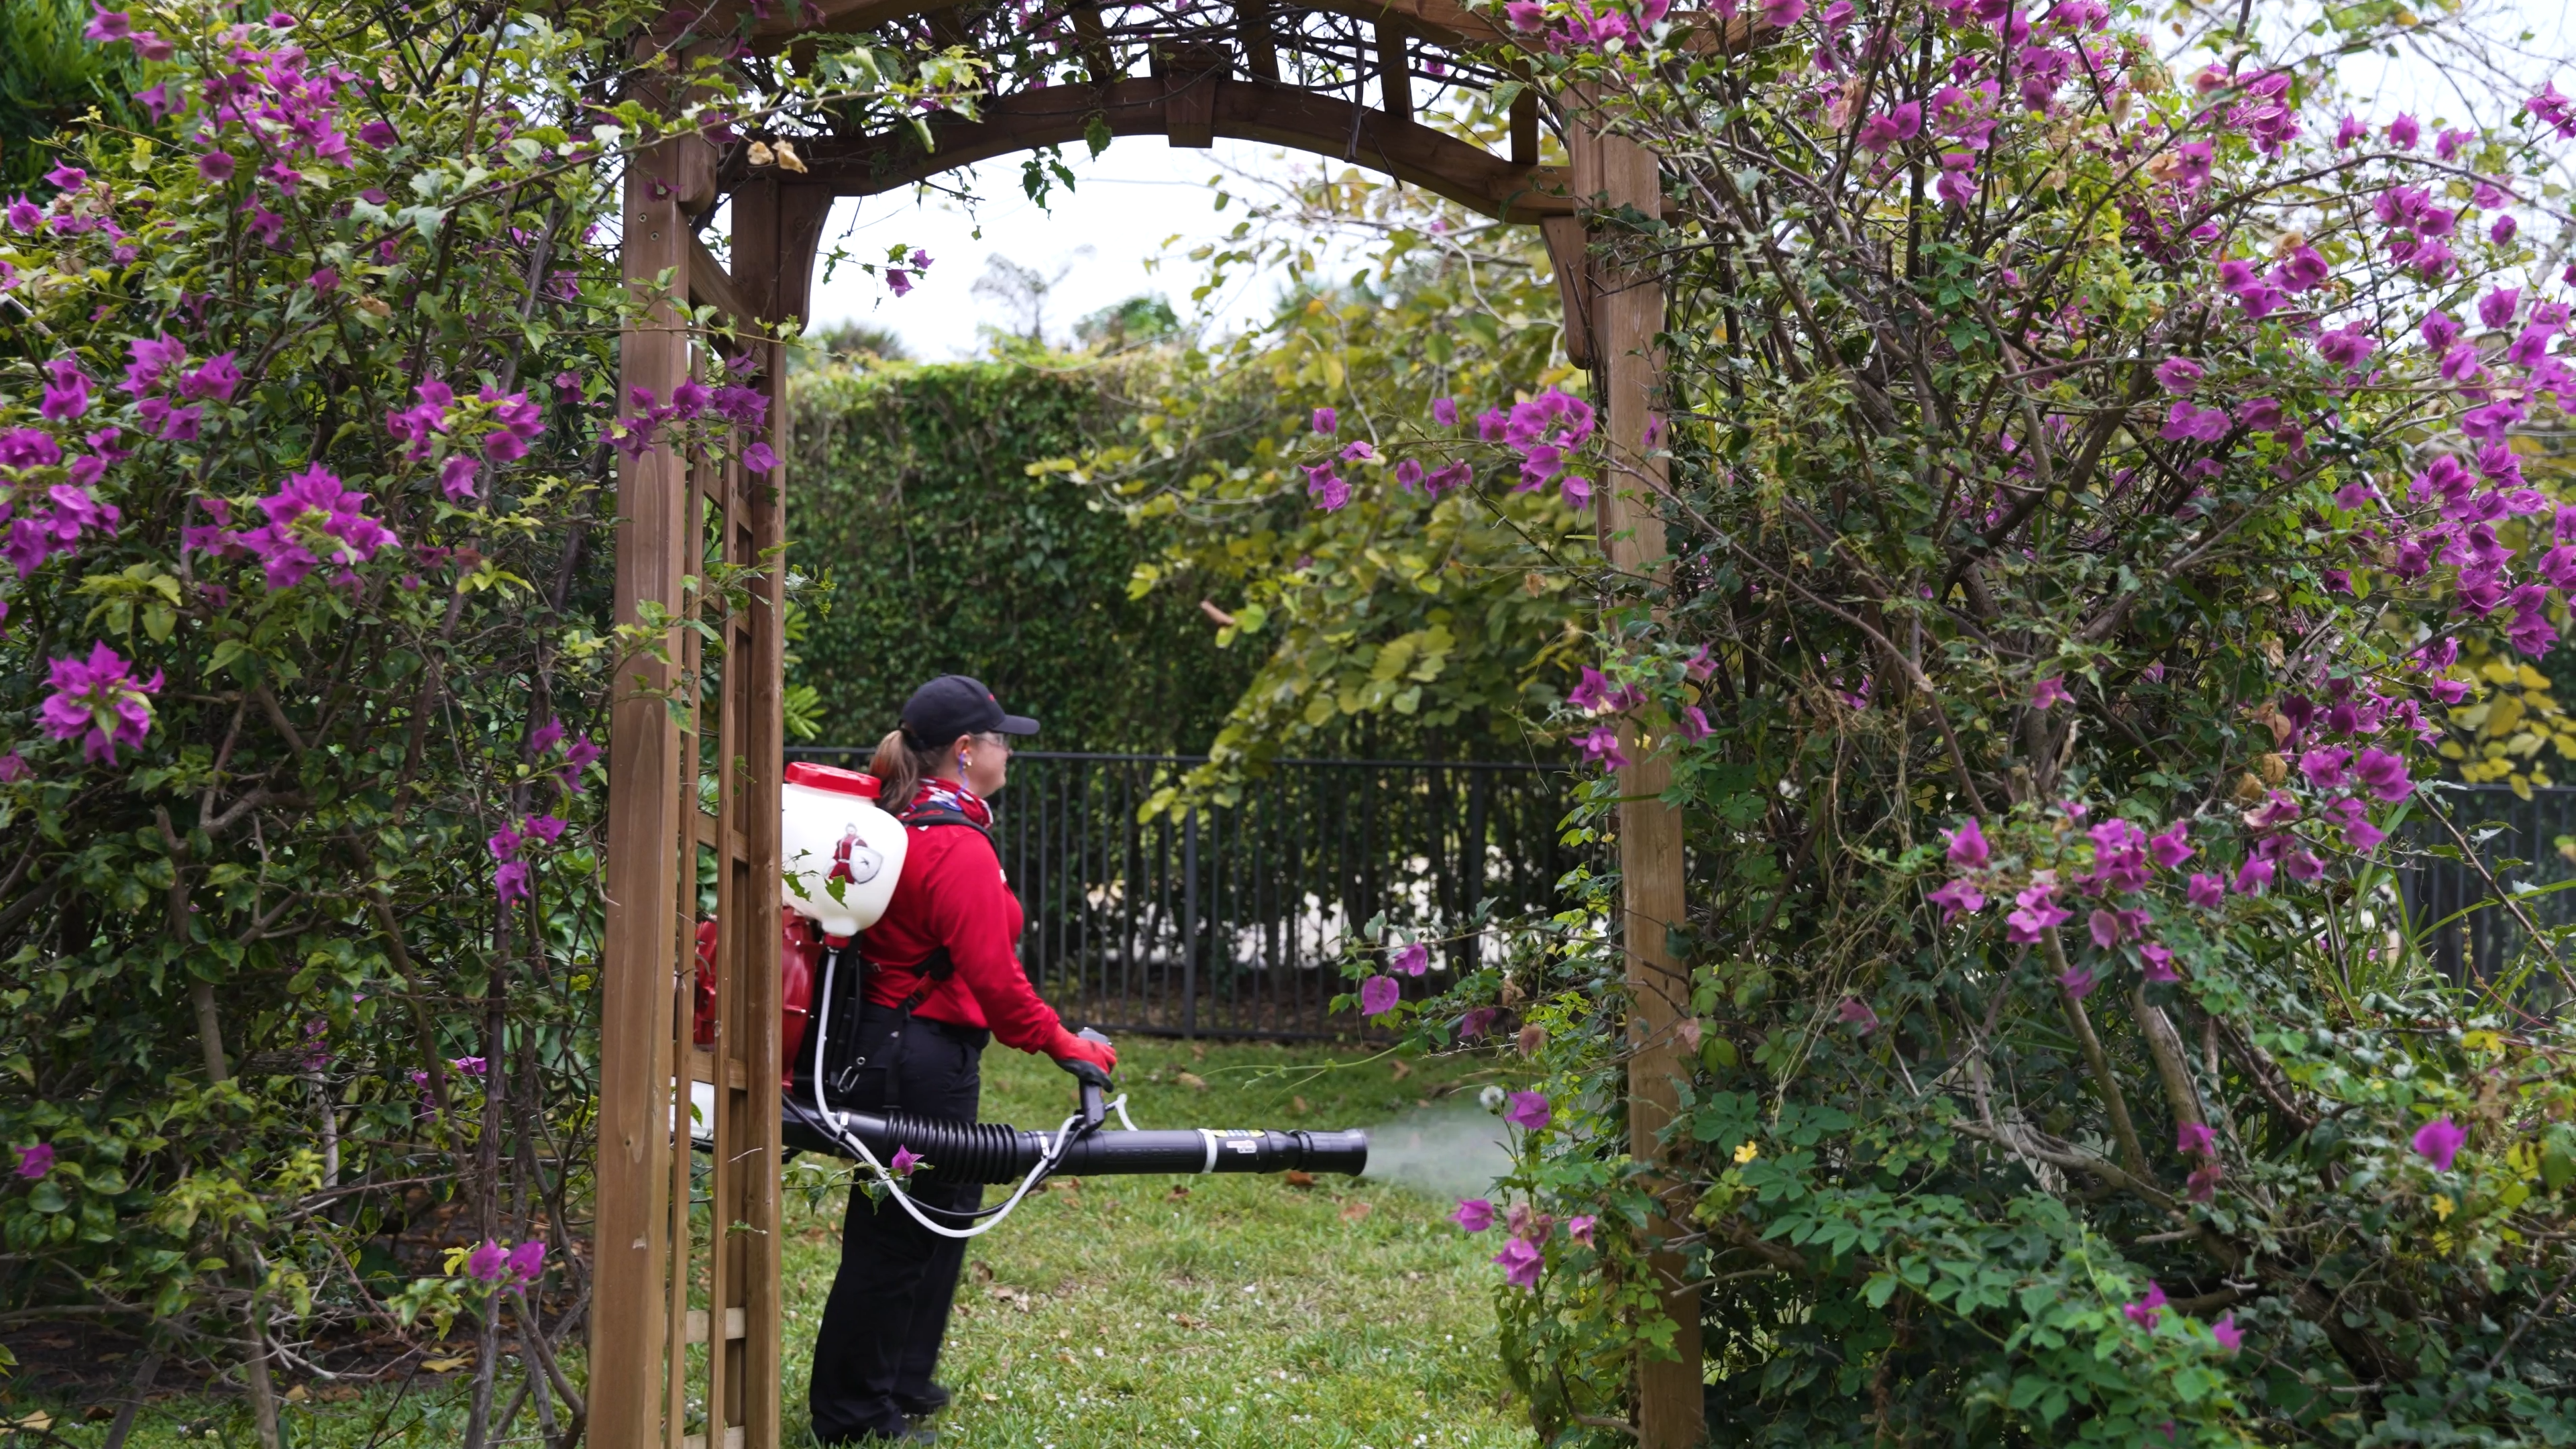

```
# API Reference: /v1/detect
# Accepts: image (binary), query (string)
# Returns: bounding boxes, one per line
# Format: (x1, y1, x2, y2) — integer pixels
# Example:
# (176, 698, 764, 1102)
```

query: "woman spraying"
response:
(807, 675, 1118, 1446)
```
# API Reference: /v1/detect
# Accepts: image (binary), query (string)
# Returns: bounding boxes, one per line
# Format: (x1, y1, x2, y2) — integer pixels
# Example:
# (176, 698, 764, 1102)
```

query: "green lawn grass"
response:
(50, 1037, 1532, 1448)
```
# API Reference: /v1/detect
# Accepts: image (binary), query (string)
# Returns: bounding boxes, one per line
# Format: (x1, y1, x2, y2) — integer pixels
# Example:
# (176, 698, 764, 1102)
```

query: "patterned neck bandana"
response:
(904, 777, 991, 826)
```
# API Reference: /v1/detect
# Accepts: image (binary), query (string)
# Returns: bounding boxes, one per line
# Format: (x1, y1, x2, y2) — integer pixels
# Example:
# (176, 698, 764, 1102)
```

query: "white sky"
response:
(806, 138, 1337, 360)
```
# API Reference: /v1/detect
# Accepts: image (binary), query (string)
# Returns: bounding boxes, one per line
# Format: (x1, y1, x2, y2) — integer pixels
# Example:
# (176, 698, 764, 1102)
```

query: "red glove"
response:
(1046, 1026, 1117, 1075)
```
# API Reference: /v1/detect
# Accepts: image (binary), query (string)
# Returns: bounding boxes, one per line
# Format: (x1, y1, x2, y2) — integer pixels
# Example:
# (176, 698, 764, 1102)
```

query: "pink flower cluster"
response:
(1477, 388, 1597, 509)
(386, 378, 548, 501)
(608, 366, 773, 472)
(463, 1238, 547, 1286)
(488, 812, 568, 904)
(40, 641, 161, 764)
(1451, 1196, 1578, 1290)
(191, 464, 399, 590)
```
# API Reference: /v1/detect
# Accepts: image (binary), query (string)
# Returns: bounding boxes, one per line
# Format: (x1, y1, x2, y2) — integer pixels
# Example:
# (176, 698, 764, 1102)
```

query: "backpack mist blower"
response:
(690, 763, 1368, 1240)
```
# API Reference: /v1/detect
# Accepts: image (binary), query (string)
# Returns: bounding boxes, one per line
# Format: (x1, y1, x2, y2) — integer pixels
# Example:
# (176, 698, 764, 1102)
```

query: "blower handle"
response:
(1067, 1028, 1114, 1130)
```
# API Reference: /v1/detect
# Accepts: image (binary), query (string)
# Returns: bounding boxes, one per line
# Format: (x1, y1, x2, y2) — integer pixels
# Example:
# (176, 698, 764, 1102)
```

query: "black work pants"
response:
(808, 1008, 987, 1445)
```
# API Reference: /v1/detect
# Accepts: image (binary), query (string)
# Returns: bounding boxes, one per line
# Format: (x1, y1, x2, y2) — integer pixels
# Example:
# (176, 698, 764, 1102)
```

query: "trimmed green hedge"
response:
(786, 361, 1256, 753)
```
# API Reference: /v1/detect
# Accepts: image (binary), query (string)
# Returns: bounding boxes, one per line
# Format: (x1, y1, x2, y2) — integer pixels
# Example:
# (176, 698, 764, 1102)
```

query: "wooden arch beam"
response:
(785, 74, 1570, 219)
(737, 0, 1503, 52)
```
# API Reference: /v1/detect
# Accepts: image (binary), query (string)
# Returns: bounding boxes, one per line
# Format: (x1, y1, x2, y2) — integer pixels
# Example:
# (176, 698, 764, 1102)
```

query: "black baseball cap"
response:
(901, 675, 1039, 745)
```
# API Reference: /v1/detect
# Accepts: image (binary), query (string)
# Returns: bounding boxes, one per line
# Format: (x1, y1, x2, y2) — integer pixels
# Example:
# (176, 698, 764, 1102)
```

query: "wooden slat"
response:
(1576, 101, 1703, 1449)
(595, 132, 692, 1449)
(726, 176, 821, 1449)
(690, 1049, 749, 1090)
(684, 1307, 749, 1344)
(1377, 22, 1410, 121)
(687, 235, 753, 326)
(795, 78, 1574, 223)
(680, 1428, 747, 1449)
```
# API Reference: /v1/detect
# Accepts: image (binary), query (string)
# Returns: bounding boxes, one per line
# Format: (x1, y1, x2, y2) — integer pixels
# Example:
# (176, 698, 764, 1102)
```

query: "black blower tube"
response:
(783, 1097, 1368, 1183)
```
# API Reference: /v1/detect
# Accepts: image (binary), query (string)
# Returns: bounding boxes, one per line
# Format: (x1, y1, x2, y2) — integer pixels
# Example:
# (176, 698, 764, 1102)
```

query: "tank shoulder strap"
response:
(898, 806, 992, 841)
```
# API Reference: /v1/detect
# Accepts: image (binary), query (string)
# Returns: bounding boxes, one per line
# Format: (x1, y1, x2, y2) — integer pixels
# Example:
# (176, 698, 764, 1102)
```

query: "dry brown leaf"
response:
(770, 139, 808, 174)
(971, 1260, 994, 1281)
(1191, 1042, 1208, 1061)
(1168, 1184, 1191, 1200)
(1169, 1311, 1205, 1330)
(1291, 1095, 1309, 1115)
(421, 1356, 472, 1373)
(1390, 1059, 1411, 1081)
(1339, 1199, 1374, 1223)
(1285, 1170, 1317, 1189)
(1177, 1071, 1208, 1091)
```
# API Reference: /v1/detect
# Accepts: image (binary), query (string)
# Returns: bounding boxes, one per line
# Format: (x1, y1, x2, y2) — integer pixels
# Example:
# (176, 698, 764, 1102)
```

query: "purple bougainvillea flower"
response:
(1393, 943, 1430, 977)
(2234, 857, 2273, 896)
(15, 1143, 54, 1179)
(1452, 1197, 1495, 1232)
(1944, 817, 1990, 869)
(0, 753, 28, 783)
(2140, 942, 2180, 983)
(1311, 407, 1338, 434)
(1358, 974, 1401, 1018)
(2186, 873, 2225, 910)
(2124, 1281, 2166, 1328)
(40, 641, 161, 765)
(1505, 1091, 1552, 1132)
(1576, 725, 1629, 772)
(2414, 1116, 2467, 1171)
(2058, 966, 2097, 1000)
(1493, 1236, 1542, 1290)
(198, 150, 237, 183)
(1567, 1214, 1596, 1246)
(2211, 1313, 2243, 1354)
(2353, 747, 2413, 803)
(236, 463, 400, 591)
(2154, 356, 2204, 394)
(2147, 822, 2194, 869)
(1837, 997, 1879, 1032)
(1432, 396, 1460, 427)
(743, 442, 779, 473)
(1460, 1006, 1497, 1039)
(358, 119, 398, 148)
(1927, 878, 1985, 922)
(2178, 1122, 2216, 1157)
(466, 1240, 509, 1283)
(2029, 676, 2071, 710)
(506, 1240, 545, 1284)
(890, 1146, 922, 1177)
(495, 859, 531, 904)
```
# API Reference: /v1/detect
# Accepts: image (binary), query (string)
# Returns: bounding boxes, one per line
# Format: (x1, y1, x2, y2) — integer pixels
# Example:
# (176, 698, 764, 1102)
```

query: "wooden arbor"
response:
(597, 3, 1701, 1445)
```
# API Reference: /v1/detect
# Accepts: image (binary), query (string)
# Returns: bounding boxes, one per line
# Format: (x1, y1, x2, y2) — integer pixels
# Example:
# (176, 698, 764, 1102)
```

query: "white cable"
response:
(816, 1107, 1077, 1240)
(1109, 1093, 1140, 1132)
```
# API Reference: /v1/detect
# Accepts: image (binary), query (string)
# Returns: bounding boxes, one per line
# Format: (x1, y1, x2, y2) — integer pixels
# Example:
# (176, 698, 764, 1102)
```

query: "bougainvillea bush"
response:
(1313, 0, 2576, 1441)
(0, 1, 957, 1440)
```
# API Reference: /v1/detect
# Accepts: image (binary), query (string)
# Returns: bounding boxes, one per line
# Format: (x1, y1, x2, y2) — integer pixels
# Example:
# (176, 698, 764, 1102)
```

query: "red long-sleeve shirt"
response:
(859, 784, 1064, 1054)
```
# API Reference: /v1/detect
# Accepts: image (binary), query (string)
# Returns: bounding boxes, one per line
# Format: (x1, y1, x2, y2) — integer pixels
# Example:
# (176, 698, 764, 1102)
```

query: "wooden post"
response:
(1570, 93, 1704, 1449)
(596, 134, 692, 1449)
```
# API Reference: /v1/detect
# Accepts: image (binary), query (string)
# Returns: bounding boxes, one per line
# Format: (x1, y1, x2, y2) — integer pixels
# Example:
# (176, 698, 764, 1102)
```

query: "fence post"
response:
(1182, 806, 1201, 1039)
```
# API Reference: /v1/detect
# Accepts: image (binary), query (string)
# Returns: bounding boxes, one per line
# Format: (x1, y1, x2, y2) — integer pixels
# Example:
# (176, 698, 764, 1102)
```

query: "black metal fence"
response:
(2403, 785, 2576, 983)
(784, 749, 1584, 1037)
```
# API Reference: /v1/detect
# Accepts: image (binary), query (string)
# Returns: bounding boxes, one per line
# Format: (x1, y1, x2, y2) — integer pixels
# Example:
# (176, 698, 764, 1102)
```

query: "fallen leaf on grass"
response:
(1391, 1059, 1411, 1081)
(1339, 1200, 1374, 1223)
(285, 1385, 310, 1402)
(1176, 1071, 1208, 1091)
(1167, 1185, 1191, 1200)
(5, 1413, 52, 1432)
(971, 1260, 994, 1281)
(1291, 1095, 1309, 1115)
(421, 1356, 472, 1373)
(1284, 1170, 1316, 1189)
(1168, 1312, 1205, 1330)
(981, 1393, 1001, 1403)
(1191, 1042, 1207, 1062)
